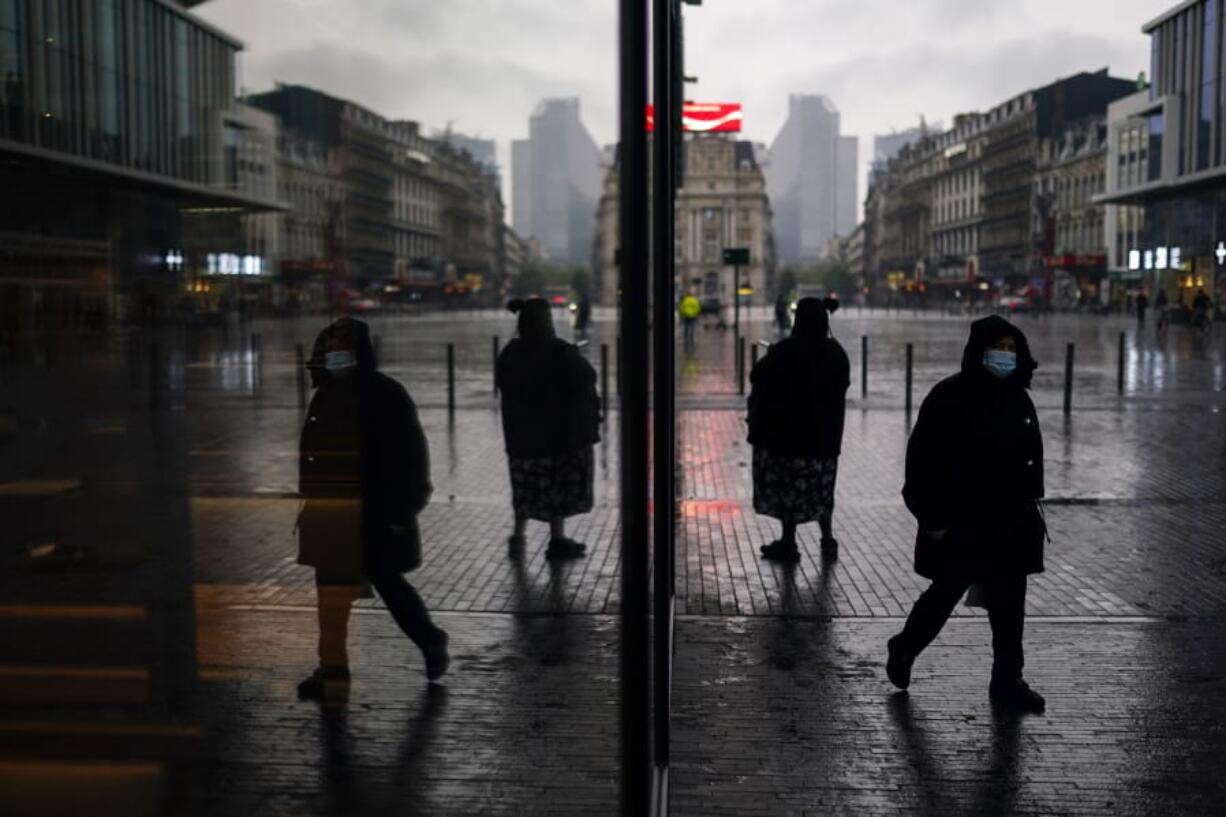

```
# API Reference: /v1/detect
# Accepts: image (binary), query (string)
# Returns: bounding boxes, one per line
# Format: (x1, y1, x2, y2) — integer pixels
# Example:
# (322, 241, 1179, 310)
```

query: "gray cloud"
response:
(198, 0, 1155, 218)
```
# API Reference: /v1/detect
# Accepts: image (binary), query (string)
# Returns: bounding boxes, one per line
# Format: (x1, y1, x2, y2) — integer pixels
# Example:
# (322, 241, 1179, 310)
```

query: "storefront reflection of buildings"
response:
(1101, 1, 1226, 318)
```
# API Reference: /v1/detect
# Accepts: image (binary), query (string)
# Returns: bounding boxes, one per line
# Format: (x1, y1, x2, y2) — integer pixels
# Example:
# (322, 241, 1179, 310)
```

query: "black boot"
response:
(760, 539, 800, 562)
(297, 667, 351, 701)
(546, 538, 587, 559)
(820, 536, 839, 561)
(886, 635, 914, 690)
(989, 677, 1045, 714)
(423, 630, 451, 682)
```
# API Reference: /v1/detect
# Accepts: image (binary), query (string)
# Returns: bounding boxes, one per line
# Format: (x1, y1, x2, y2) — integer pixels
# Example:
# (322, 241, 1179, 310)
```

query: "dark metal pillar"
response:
(619, 0, 651, 813)
(652, 0, 677, 788)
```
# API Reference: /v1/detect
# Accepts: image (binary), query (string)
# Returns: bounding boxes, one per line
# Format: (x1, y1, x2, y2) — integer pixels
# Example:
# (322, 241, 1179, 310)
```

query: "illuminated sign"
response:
(1216, 242, 1226, 266)
(1128, 246, 1182, 271)
(646, 102, 744, 133)
(164, 250, 184, 271)
(207, 253, 265, 276)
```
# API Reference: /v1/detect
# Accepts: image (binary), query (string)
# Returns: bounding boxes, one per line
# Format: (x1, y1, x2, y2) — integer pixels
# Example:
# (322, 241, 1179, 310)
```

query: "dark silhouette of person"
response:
(1135, 291, 1149, 325)
(497, 298, 600, 559)
(1192, 288, 1212, 331)
(887, 315, 1047, 714)
(296, 317, 449, 700)
(573, 291, 592, 337)
(775, 290, 792, 334)
(747, 297, 850, 562)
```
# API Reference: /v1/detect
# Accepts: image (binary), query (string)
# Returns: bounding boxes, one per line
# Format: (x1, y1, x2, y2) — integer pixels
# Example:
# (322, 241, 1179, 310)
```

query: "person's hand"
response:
(925, 528, 948, 542)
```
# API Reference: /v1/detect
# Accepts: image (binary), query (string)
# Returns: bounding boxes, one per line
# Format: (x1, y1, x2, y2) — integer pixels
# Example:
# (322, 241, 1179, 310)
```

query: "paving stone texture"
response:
(2, 307, 1225, 815)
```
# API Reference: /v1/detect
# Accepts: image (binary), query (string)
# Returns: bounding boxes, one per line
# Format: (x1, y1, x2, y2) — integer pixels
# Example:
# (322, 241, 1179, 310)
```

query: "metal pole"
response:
(618, 0, 651, 810)
(733, 263, 740, 337)
(1117, 331, 1125, 395)
(651, 0, 676, 773)
(295, 343, 306, 410)
(905, 343, 913, 415)
(1063, 342, 1075, 414)
(601, 342, 610, 420)
(738, 335, 747, 396)
(616, 335, 622, 396)
(861, 335, 868, 400)
(751, 342, 759, 369)
(446, 343, 455, 417)
(493, 335, 500, 394)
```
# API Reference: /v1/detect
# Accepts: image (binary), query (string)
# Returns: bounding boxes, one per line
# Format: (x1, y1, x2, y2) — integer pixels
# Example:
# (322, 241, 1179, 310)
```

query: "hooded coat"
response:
(902, 315, 1046, 581)
(747, 301, 850, 459)
(496, 301, 600, 459)
(298, 318, 431, 575)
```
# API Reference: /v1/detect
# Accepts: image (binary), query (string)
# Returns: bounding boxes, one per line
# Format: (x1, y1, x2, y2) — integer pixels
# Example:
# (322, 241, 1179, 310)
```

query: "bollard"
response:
(1117, 331, 1125, 395)
(905, 343, 913, 415)
(616, 336, 622, 396)
(738, 336, 747, 396)
(861, 335, 868, 399)
(1063, 342, 1075, 414)
(296, 343, 306, 410)
(601, 343, 610, 419)
(493, 336, 500, 394)
(446, 343, 456, 417)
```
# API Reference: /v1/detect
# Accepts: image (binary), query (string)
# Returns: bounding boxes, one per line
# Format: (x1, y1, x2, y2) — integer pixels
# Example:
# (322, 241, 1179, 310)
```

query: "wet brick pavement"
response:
(3, 309, 1226, 814)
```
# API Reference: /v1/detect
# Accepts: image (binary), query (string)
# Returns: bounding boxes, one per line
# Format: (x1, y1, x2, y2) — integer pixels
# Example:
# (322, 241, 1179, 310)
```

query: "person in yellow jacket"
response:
(679, 292, 701, 349)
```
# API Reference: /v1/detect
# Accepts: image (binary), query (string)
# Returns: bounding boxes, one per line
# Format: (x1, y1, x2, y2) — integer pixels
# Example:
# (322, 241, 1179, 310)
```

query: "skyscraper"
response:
(511, 98, 602, 263)
(836, 135, 859, 237)
(766, 95, 855, 263)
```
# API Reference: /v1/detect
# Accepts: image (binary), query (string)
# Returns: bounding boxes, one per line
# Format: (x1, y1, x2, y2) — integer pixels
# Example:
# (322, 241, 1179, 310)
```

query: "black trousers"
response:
(315, 568, 440, 670)
(896, 572, 1027, 682)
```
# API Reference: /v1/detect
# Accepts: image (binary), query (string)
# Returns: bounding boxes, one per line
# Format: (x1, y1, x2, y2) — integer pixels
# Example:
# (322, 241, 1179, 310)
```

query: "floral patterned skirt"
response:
(752, 448, 838, 523)
(509, 447, 595, 521)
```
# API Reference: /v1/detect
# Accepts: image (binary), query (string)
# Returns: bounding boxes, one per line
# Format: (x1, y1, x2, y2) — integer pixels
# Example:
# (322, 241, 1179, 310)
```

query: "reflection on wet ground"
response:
(1, 310, 1224, 813)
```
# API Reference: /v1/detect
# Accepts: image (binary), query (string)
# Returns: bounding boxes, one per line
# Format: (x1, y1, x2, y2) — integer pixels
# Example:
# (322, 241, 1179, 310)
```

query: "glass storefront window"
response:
(1199, 0, 1216, 170)
(1148, 114, 1164, 181)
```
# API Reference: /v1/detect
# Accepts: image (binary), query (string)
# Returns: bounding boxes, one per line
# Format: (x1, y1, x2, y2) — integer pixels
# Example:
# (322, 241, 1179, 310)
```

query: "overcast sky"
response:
(196, 0, 1161, 220)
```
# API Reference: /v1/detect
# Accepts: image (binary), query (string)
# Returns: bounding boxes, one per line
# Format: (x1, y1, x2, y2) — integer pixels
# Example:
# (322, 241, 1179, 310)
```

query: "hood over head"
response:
(507, 297, 556, 341)
(960, 314, 1037, 388)
(791, 297, 830, 339)
(308, 316, 377, 382)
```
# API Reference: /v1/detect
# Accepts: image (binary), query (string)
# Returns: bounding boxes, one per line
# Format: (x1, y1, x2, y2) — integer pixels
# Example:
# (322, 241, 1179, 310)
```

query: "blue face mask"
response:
(983, 350, 1017, 379)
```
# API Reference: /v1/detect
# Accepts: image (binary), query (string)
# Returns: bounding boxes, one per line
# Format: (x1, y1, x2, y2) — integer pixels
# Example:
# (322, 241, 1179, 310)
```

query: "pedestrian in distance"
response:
(679, 290, 701, 349)
(747, 296, 850, 563)
(572, 291, 592, 338)
(775, 289, 792, 335)
(1154, 288, 1169, 337)
(1136, 290, 1149, 326)
(497, 298, 601, 559)
(296, 317, 449, 701)
(886, 315, 1048, 714)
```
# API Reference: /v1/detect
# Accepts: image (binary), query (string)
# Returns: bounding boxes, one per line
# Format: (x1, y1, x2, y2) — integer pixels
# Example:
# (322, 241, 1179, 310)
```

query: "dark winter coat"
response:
(902, 315, 1046, 582)
(747, 336, 850, 459)
(298, 319, 431, 576)
(496, 337, 600, 459)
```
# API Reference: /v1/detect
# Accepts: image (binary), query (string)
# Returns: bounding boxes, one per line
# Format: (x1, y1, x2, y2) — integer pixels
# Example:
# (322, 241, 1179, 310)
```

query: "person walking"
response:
(297, 317, 449, 701)
(886, 315, 1048, 713)
(497, 298, 600, 559)
(747, 297, 850, 562)
(1135, 291, 1149, 326)
(775, 290, 792, 335)
(1154, 288, 1169, 337)
(679, 290, 701, 349)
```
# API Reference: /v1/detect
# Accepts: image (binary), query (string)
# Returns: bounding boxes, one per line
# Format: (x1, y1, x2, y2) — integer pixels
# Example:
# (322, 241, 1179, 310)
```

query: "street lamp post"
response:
(723, 247, 749, 336)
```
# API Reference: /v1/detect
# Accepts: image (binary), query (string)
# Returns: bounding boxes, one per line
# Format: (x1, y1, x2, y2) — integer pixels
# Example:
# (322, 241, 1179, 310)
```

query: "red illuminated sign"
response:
(647, 102, 743, 133)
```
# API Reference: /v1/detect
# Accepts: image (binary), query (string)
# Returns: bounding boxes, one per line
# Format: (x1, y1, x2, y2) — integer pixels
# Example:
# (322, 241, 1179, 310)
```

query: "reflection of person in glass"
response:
(497, 298, 600, 559)
(748, 297, 849, 562)
(297, 317, 449, 700)
(887, 316, 1047, 713)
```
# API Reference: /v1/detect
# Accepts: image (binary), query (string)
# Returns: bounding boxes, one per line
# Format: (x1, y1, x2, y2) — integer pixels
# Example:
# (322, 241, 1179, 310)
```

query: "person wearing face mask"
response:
(296, 317, 449, 700)
(886, 315, 1048, 713)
